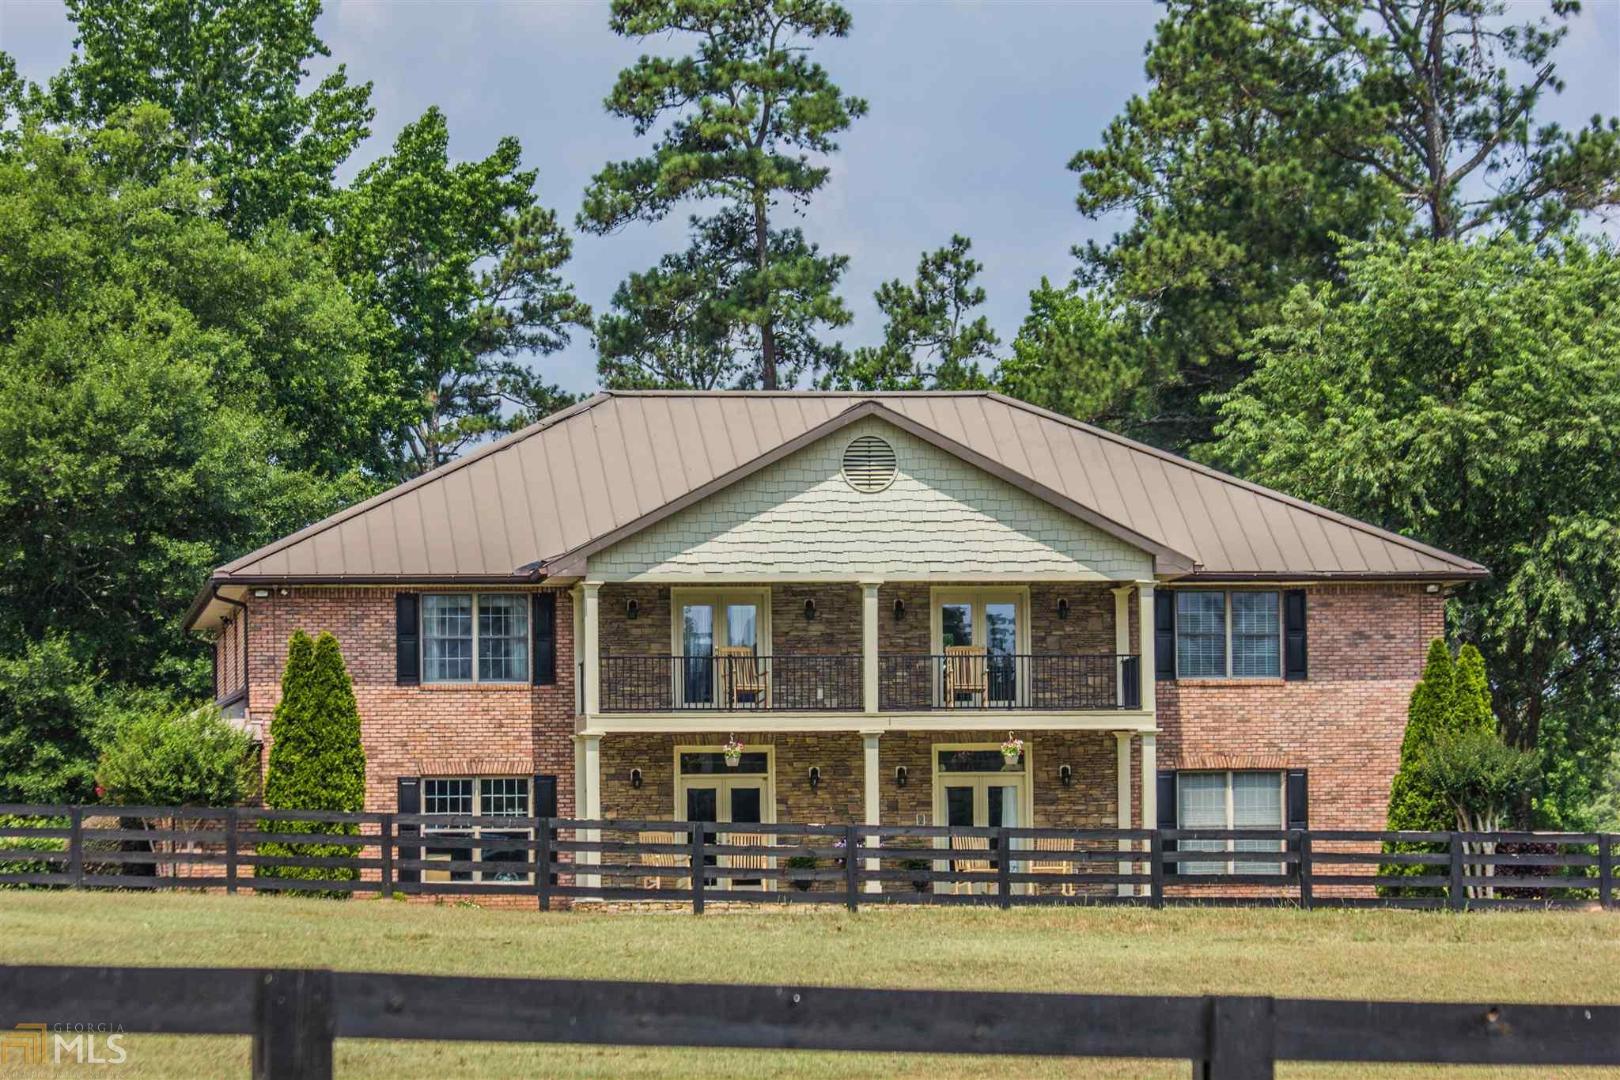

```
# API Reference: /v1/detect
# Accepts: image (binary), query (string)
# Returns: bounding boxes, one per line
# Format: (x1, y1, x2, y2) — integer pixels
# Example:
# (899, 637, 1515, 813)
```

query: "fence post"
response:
(378, 813, 393, 899)
(1295, 831, 1312, 911)
(997, 827, 1012, 909)
(691, 822, 706, 916)
(225, 808, 239, 895)
(68, 806, 84, 889)
(1149, 831, 1165, 909)
(1600, 834, 1613, 911)
(844, 823, 860, 913)
(534, 817, 550, 911)
(1448, 834, 1465, 911)
(252, 968, 334, 1080)
(1198, 995, 1275, 1080)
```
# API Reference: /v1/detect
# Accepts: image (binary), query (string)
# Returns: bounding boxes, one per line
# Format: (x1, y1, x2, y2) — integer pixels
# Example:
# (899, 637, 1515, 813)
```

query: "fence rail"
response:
(0, 963, 1614, 1080)
(0, 805, 1613, 912)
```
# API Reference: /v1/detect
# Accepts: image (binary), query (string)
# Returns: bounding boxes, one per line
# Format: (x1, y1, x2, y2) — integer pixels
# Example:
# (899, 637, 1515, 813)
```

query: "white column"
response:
(862, 731, 882, 893)
(581, 733, 602, 889)
(861, 580, 881, 714)
(1136, 581, 1156, 713)
(1114, 731, 1133, 897)
(582, 581, 602, 718)
(1140, 732, 1157, 835)
(1110, 586, 1133, 708)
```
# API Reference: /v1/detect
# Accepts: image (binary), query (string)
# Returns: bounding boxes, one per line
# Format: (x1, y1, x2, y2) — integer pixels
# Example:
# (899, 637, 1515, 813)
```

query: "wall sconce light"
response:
(1424, 583, 1441, 594)
(808, 766, 821, 792)
(252, 588, 271, 599)
(894, 765, 908, 788)
(892, 598, 906, 621)
(803, 598, 817, 621)
(625, 598, 640, 620)
(629, 768, 643, 790)
(1058, 764, 1073, 787)
(1057, 597, 1070, 620)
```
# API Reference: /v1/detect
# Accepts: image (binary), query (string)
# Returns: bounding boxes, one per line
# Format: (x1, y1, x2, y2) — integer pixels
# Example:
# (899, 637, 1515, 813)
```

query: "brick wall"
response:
(242, 587, 577, 819)
(1157, 583, 1446, 836)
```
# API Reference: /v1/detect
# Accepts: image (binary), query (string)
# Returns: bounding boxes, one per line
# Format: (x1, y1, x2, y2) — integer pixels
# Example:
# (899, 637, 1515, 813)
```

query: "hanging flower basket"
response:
(1000, 732, 1024, 768)
(722, 736, 744, 767)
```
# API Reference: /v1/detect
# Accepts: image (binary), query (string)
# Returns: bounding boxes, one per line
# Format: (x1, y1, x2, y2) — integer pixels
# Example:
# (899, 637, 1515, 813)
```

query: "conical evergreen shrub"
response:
(259, 631, 366, 894)
(1381, 639, 1498, 892)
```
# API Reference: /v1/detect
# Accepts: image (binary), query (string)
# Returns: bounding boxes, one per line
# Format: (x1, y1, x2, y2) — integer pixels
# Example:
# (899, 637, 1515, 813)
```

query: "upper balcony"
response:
(586, 581, 1152, 722)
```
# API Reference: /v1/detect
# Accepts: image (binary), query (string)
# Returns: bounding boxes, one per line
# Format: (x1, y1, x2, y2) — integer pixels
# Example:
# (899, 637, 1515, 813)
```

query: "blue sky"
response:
(3, 0, 1617, 396)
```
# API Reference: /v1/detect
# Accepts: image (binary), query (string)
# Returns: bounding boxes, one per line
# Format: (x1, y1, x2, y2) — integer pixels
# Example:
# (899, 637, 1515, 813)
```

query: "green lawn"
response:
(0, 891, 1616, 1079)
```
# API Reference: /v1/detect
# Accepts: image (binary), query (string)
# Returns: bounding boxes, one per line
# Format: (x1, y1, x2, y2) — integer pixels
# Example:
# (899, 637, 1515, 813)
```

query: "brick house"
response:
(187, 391, 1483, 890)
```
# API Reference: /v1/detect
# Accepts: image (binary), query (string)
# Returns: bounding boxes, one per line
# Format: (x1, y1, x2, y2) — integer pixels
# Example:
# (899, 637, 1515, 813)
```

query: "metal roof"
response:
(188, 392, 1486, 625)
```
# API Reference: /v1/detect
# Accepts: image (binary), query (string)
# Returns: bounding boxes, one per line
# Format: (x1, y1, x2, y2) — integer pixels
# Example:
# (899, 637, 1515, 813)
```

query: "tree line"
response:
(0, 0, 1616, 829)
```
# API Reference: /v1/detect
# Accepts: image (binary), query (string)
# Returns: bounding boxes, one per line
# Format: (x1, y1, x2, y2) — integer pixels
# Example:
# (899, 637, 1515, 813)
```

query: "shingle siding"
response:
(589, 417, 1154, 579)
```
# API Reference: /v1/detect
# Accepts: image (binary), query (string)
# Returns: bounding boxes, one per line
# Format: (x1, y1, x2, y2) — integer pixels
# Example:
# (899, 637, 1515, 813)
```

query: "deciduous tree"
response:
(48, 0, 374, 235)
(333, 107, 590, 478)
(1219, 238, 1620, 826)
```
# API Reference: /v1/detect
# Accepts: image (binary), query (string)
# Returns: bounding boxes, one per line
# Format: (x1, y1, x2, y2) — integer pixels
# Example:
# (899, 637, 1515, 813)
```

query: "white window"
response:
(1176, 771, 1285, 875)
(422, 777, 532, 883)
(422, 594, 529, 683)
(1175, 591, 1281, 678)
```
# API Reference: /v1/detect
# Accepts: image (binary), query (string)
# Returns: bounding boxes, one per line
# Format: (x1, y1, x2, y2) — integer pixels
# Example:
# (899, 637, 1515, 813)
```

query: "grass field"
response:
(0, 891, 1615, 1079)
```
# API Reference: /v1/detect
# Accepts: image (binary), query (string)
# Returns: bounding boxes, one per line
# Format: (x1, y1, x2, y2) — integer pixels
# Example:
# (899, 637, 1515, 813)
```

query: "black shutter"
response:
(395, 593, 420, 686)
(534, 773, 558, 886)
(532, 593, 556, 685)
(1154, 590, 1176, 680)
(1284, 589, 1308, 681)
(1156, 769, 1178, 876)
(533, 774, 558, 817)
(1286, 769, 1309, 830)
(396, 777, 421, 885)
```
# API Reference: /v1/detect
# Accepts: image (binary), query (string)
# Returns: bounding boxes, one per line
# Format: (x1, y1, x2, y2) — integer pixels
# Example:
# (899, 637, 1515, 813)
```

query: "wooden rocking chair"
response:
(1028, 836, 1076, 897)
(942, 645, 988, 707)
(716, 645, 769, 707)
(724, 831, 772, 891)
(947, 834, 992, 895)
(637, 830, 688, 892)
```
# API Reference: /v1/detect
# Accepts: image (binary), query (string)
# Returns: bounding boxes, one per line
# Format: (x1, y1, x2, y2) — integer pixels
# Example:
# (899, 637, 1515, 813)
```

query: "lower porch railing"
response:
(1, 805, 1611, 913)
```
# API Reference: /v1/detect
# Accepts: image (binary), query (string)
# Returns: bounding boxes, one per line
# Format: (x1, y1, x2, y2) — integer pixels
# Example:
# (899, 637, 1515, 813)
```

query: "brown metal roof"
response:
(189, 391, 1485, 624)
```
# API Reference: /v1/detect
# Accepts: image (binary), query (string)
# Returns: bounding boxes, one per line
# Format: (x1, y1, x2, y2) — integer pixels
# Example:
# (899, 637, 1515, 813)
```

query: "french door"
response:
(677, 748, 773, 890)
(934, 745, 1029, 894)
(935, 591, 1025, 706)
(676, 592, 766, 706)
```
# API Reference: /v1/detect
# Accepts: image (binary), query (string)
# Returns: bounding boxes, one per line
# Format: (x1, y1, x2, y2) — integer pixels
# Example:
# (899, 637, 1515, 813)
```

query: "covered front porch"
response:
(575, 726, 1158, 897)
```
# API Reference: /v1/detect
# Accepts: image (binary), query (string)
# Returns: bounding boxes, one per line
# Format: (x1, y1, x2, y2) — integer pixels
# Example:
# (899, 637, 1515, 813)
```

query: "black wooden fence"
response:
(1, 804, 1614, 911)
(0, 964, 1615, 1080)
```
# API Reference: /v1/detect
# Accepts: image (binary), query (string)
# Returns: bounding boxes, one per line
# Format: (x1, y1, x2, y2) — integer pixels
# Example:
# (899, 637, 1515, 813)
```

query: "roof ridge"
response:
(217, 393, 616, 576)
(984, 392, 1485, 572)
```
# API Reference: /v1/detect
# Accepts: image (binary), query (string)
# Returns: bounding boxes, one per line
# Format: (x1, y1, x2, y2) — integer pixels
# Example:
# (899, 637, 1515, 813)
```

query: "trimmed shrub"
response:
(96, 705, 255, 809)
(260, 632, 366, 894)
(1382, 640, 1498, 891)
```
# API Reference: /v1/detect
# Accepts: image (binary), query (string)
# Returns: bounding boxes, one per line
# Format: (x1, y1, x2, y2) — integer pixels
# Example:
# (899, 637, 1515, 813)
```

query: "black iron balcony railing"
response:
(599, 654, 863, 713)
(878, 653, 1140, 711)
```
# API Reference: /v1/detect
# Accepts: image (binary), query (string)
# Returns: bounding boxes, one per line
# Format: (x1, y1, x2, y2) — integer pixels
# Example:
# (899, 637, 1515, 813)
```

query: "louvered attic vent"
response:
(842, 435, 897, 493)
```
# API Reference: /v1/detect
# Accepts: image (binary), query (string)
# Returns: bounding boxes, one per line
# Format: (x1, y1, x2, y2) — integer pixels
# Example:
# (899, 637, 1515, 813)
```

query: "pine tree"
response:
(261, 631, 365, 892)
